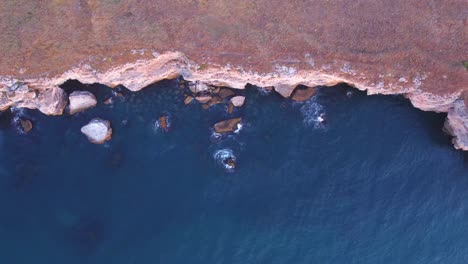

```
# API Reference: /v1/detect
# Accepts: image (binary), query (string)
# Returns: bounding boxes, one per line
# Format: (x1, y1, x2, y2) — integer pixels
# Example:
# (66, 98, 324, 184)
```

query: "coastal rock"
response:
(7, 83, 36, 102)
(184, 95, 194, 105)
(227, 103, 234, 114)
(230, 96, 245, 107)
(68, 91, 97, 114)
(157, 115, 170, 132)
(0, 1, 467, 150)
(20, 119, 33, 133)
(444, 100, 468, 151)
(208, 96, 223, 106)
(218, 88, 235, 99)
(291, 86, 316, 101)
(36, 87, 68, 115)
(195, 96, 212, 104)
(189, 82, 210, 94)
(81, 118, 112, 144)
(214, 118, 242, 133)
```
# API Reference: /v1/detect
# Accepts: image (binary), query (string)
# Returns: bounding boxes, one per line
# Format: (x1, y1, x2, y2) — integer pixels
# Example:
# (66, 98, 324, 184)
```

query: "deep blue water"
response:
(0, 80, 467, 264)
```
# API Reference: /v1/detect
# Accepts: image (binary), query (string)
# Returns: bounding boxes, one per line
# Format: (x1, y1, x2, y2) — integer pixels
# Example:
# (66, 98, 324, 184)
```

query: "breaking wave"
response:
(213, 148, 236, 172)
(297, 97, 326, 129)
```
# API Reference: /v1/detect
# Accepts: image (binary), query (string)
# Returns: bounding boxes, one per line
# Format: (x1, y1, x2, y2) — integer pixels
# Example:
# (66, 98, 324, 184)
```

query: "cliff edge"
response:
(0, 0, 467, 149)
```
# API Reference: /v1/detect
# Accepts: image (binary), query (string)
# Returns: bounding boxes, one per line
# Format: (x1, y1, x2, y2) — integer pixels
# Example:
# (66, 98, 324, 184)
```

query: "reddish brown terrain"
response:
(0, 0, 467, 149)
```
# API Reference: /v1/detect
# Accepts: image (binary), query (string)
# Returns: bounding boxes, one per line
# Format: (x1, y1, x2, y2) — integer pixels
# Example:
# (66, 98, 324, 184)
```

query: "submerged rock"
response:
(81, 118, 112, 144)
(230, 96, 245, 107)
(227, 103, 234, 114)
(218, 88, 235, 99)
(184, 95, 194, 105)
(14, 117, 33, 134)
(214, 117, 242, 133)
(20, 119, 33, 133)
(156, 115, 170, 132)
(103, 98, 113, 105)
(69, 91, 97, 114)
(214, 148, 237, 172)
(195, 95, 212, 104)
(291, 86, 316, 101)
(208, 95, 223, 106)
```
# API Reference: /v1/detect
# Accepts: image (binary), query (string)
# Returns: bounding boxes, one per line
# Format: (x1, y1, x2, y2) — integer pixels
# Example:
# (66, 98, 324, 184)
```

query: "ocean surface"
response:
(0, 80, 467, 264)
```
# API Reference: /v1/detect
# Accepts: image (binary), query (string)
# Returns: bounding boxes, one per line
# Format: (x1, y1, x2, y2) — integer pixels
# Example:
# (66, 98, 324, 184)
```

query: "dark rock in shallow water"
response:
(214, 117, 242, 133)
(195, 95, 212, 104)
(184, 95, 194, 105)
(157, 115, 170, 132)
(12, 116, 33, 134)
(20, 119, 33, 133)
(291, 86, 316, 101)
(66, 218, 106, 255)
(218, 88, 236, 99)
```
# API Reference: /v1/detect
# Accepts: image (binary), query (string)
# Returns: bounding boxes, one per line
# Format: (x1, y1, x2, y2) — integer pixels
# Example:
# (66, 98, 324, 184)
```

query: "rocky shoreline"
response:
(0, 51, 466, 150)
(0, 1, 466, 150)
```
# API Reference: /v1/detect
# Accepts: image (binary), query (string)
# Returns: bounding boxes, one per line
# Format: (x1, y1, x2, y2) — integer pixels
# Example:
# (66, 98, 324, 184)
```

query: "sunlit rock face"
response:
(0, 0, 466, 149)
(81, 118, 112, 144)
(68, 91, 97, 115)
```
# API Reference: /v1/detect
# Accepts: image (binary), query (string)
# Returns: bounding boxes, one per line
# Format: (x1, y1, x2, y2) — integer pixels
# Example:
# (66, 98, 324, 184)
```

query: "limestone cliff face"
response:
(0, 1, 466, 149)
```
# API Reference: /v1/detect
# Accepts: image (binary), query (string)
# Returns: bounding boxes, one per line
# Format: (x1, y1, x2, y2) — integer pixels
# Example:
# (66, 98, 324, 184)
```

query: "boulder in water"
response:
(218, 88, 235, 99)
(195, 95, 212, 103)
(81, 118, 112, 144)
(184, 95, 194, 105)
(230, 96, 245, 107)
(69, 91, 97, 114)
(20, 119, 33, 133)
(214, 117, 242, 133)
(157, 115, 170, 132)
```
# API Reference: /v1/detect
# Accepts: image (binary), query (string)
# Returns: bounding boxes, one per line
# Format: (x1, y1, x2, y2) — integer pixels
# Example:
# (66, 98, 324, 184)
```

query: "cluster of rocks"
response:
(184, 81, 246, 113)
(4, 79, 322, 147)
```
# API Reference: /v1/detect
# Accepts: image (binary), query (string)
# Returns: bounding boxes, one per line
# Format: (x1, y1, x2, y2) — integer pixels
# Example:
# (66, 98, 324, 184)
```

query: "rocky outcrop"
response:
(0, 1, 466, 149)
(68, 91, 97, 114)
(0, 83, 67, 115)
(81, 118, 112, 144)
(444, 100, 468, 150)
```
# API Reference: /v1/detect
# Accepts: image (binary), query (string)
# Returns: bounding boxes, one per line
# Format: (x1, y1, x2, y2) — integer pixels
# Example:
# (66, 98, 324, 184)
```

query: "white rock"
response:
(69, 91, 97, 114)
(81, 118, 112, 144)
(230, 96, 245, 107)
(189, 82, 210, 93)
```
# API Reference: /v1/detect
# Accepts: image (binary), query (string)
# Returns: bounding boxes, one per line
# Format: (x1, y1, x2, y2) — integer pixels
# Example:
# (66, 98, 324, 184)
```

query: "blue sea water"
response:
(0, 80, 467, 264)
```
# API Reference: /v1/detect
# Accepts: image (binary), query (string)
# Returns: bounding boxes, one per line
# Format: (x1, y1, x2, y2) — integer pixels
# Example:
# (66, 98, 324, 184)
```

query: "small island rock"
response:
(214, 117, 242, 133)
(69, 91, 97, 114)
(81, 118, 112, 144)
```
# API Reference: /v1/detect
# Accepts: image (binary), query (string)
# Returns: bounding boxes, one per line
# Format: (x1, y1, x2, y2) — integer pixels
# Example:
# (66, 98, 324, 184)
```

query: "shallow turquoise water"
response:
(0, 80, 467, 263)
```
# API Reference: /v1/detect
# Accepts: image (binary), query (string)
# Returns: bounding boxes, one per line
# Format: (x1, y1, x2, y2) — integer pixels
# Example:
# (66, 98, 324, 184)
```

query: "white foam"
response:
(298, 97, 326, 129)
(234, 123, 243, 134)
(213, 148, 236, 171)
